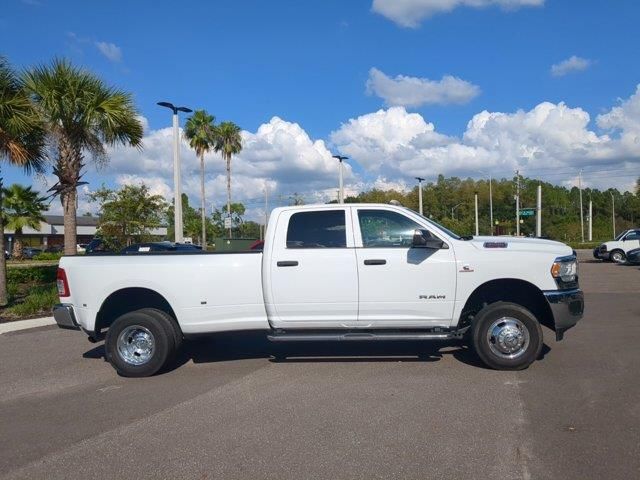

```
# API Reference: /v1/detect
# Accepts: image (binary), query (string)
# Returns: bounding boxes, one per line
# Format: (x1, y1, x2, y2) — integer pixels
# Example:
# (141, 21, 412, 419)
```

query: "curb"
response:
(0, 317, 56, 335)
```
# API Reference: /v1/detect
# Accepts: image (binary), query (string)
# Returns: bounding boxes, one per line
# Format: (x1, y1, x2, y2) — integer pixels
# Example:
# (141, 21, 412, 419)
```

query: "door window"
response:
(624, 231, 640, 241)
(358, 210, 427, 248)
(286, 210, 346, 248)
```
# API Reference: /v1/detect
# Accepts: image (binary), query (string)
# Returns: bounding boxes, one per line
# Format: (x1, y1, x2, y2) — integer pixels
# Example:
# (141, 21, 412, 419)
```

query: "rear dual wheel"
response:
(105, 309, 182, 377)
(472, 302, 543, 370)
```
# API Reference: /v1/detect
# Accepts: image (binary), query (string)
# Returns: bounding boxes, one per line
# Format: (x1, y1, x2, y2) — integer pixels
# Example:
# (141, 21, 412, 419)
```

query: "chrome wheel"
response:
(486, 317, 530, 359)
(117, 325, 155, 366)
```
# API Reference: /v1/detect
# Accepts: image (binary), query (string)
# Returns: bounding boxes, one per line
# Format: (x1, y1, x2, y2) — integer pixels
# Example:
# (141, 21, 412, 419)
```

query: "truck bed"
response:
(60, 251, 270, 334)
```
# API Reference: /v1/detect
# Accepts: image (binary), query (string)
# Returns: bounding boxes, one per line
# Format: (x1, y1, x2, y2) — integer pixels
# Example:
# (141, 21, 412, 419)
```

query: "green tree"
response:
(2, 184, 47, 259)
(184, 110, 216, 248)
(0, 56, 45, 305)
(89, 184, 167, 251)
(213, 121, 243, 238)
(212, 202, 247, 237)
(166, 193, 217, 244)
(23, 59, 143, 256)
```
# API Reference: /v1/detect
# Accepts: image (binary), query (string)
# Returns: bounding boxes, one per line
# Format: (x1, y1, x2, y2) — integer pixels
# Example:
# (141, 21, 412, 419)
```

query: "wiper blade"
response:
(461, 235, 474, 240)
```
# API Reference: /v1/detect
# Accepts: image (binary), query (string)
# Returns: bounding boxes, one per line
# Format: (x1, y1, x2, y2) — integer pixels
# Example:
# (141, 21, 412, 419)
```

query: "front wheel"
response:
(609, 250, 626, 264)
(105, 310, 175, 377)
(472, 302, 543, 370)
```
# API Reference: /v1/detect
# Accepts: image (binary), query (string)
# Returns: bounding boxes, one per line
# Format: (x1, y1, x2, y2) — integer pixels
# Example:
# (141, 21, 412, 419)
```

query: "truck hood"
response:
(467, 236, 573, 256)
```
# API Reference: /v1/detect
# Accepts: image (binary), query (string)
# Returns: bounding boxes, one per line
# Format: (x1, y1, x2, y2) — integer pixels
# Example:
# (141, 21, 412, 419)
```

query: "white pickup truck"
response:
(54, 204, 584, 376)
(594, 228, 640, 263)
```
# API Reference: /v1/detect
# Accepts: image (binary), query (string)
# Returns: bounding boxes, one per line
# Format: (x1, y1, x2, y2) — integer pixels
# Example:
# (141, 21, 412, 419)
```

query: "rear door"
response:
(266, 208, 359, 328)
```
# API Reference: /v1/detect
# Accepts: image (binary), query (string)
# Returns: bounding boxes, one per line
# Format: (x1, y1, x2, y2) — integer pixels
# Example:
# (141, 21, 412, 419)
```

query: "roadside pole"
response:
(415, 177, 425, 216)
(515, 170, 520, 236)
(611, 192, 616, 237)
(474, 192, 479, 236)
(589, 199, 593, 242)
(536, 184, 542, 238)
(579, 170, 584, 243)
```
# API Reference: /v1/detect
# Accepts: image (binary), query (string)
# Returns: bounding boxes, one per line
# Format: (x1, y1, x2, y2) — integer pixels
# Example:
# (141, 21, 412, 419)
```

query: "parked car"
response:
(53, 203, 584, 377)
(120, 242, 202, 254)
(77, 244, 88, 254)
(595, 229, 640, 263)
(248, 239, 264, 251)
(45, 245, 64, 253)
(85, 238, 109, 254)
(626, 248, 640, 265)
(22, 247, 43, 259)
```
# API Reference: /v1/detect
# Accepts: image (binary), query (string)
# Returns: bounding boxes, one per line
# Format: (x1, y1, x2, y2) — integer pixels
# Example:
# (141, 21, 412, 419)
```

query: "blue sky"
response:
(2, 0, 640, 215)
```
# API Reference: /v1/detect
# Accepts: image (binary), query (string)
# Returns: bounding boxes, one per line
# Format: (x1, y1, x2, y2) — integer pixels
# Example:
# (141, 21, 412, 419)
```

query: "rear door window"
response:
(286, 210, 346, 248)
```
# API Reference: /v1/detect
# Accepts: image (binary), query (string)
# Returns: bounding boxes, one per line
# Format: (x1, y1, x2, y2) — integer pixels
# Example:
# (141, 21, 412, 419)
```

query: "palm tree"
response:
(213, 121, 243, 238)
(23, 59, 143, 255)
(3, 184, 47, 259)
(0, 56, 45, 305)
(184, 110, 216, 248)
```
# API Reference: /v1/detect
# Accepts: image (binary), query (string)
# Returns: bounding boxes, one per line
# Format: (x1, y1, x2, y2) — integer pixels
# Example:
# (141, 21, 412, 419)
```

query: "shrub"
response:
(33, 252, 63, 261)
(5, 284, 59, 317)
(7, 265, 58, 284)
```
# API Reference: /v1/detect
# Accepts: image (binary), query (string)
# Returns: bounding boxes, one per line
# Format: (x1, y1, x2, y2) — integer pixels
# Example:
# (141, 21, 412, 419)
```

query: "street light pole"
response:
(158, 102, 192, 243)
(332, 155, 348, 203)
(415, 177, 425, 215)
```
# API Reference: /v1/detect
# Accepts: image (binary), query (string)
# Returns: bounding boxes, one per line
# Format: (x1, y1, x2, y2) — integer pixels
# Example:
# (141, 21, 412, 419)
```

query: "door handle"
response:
(277, 260, 299, 267)
(364, 259, 386, 265)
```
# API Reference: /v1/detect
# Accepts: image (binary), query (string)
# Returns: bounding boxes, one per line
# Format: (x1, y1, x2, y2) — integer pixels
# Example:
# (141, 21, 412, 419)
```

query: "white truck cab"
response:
(53, 204, 584, 376)
(595, 229, 640, 263)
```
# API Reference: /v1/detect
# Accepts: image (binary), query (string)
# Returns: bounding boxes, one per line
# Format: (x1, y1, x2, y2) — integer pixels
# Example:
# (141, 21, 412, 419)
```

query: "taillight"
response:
(57, 268, 70, 297)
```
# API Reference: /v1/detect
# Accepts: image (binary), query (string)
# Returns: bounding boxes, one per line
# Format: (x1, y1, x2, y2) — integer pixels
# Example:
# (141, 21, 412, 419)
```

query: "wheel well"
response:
(95, 288, 178, 334)
(459, 279, 554, 331)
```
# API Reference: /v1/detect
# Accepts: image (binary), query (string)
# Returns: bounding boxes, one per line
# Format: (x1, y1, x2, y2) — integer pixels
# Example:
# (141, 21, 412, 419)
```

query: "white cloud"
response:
(372, 0, 544, 28)
(95, 41, 123, 63)
(550, 55, 592, 77)
(366, 68, 480, 107)
(106, 116, 353, 218)
(331, 87, 640, 191)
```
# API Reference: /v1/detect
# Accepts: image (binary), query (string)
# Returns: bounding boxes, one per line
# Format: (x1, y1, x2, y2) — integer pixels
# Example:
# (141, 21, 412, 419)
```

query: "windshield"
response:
(614, 231, 627, 240)
(407, 209, 462, 240)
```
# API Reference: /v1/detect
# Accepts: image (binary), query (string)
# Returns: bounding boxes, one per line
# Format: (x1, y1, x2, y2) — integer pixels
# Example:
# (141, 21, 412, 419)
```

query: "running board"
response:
(267, 328, 468, 343)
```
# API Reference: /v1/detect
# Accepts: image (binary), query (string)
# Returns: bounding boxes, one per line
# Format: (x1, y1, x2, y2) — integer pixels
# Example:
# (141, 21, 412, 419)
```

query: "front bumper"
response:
(543, 289, 584, 341)
(53, 304, 80, 330)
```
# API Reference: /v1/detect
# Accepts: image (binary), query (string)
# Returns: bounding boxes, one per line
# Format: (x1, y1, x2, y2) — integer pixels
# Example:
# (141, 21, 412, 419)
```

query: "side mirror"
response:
(412, 229, 446, 249)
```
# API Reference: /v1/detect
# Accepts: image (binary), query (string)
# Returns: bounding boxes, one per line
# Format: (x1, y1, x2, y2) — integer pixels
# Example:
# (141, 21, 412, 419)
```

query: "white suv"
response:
(595, 229, 640, 263)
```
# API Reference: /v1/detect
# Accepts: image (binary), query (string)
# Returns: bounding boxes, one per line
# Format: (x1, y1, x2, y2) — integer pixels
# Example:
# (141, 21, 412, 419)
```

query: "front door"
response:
(354, 208, 457, 328)
(267, 208, 359, 328)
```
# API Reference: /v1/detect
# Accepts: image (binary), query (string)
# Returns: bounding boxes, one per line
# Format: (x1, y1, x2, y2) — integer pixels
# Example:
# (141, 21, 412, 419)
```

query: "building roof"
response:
(43, 215, 100, 227)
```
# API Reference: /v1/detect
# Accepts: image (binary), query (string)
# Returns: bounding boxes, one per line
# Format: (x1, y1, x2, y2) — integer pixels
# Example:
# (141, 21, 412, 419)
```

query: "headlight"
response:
(551, 256, 578, 283)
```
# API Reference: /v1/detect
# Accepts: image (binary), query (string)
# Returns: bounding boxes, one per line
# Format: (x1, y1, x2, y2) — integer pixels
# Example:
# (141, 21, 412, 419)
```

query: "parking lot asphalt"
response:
(1, 256, 638, 480)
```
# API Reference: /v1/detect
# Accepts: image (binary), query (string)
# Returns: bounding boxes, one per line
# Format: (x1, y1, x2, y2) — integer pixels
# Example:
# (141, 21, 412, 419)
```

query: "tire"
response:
(609, 250, 626, 264)
(105, 310, 175, 377)
(137, 308, 183, 351)
(471, 302, 543, 371)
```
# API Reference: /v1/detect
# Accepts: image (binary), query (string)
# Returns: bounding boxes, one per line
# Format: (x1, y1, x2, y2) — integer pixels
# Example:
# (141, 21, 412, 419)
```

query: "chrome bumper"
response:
(543, 289, 584, 341)
(53, 304, 80, 330)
